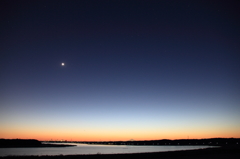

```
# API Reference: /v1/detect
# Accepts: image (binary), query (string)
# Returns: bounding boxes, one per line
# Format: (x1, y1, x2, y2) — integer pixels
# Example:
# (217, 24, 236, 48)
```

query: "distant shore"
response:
(0, 146, 240, 159)
(48, 138, 240, 146)
(2, 138, 240, 147)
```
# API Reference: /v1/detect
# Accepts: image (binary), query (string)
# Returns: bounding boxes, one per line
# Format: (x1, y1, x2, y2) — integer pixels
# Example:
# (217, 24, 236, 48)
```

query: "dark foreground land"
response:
(1, 139, 240, 159)
(1, 146, 240, 159)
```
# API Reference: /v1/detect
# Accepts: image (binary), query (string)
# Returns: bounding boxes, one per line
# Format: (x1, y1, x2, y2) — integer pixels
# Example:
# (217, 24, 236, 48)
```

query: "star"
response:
(61, 63, 65, 66)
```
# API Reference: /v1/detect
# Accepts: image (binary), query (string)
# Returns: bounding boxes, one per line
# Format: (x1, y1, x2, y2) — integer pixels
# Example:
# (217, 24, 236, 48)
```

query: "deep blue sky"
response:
(1, 0, 240, 141)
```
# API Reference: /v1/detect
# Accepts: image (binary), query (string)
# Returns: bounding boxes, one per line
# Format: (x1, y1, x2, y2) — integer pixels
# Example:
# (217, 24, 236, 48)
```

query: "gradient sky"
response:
(1, 0, 240, 141)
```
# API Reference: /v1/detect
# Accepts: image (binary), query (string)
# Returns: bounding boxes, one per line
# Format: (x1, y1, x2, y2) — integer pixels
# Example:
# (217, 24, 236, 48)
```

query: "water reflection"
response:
(0, 143, 216, 156)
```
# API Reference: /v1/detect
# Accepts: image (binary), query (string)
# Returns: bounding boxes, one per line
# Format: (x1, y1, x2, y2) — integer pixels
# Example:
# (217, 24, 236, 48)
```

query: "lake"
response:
(0, 143, 216, 156)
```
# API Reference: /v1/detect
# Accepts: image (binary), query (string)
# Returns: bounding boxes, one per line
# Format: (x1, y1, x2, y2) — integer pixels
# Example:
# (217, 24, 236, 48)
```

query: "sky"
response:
(0, 0, 240, 141)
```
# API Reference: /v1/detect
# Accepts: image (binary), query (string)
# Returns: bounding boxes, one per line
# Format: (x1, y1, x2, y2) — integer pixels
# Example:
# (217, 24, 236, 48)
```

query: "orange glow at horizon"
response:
(1, 127, 239, 141)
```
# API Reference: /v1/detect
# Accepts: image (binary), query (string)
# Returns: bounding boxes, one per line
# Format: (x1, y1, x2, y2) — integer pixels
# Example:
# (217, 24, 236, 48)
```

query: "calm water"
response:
(0, 143, 215, 156)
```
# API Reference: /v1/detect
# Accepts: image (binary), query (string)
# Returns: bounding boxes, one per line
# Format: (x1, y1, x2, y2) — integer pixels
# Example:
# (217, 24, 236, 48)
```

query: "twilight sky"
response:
(1, 0, 240, 141)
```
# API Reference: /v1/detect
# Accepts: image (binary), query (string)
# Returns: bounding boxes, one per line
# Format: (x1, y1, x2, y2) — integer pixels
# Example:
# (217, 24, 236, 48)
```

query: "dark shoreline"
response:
(0, 139, 76, 148)
(2, 138, 240, 147)
(1, 146, 240, 159)
(0, 144, 76, 148)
